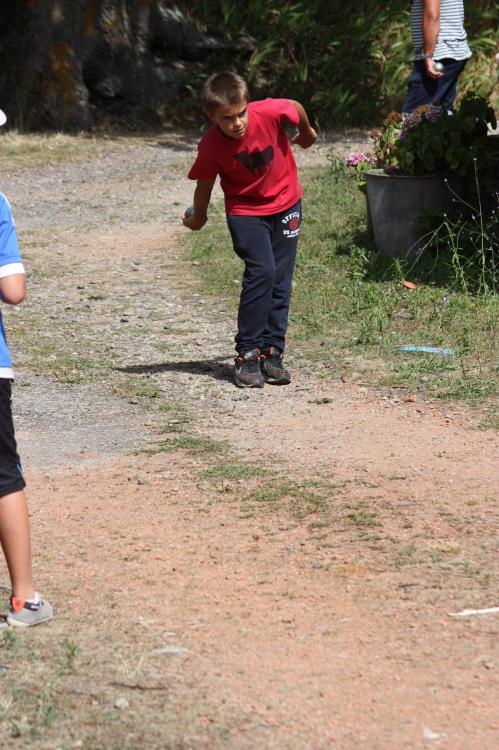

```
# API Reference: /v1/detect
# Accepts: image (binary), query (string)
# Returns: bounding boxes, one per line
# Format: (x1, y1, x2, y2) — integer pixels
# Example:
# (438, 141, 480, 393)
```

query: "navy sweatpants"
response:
(402, 58, 467, 114)
(227, 200, 301, 354)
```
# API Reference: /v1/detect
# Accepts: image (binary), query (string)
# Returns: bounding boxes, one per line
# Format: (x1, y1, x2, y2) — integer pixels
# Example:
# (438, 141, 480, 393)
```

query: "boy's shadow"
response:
(116, 357, 234, 383)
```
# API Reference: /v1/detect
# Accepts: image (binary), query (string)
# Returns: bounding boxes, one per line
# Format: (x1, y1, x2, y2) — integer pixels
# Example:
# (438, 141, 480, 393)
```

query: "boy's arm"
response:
(288, 101, 317, 149)
(0, 273, 26, 305)
(182, 179, 216, 231)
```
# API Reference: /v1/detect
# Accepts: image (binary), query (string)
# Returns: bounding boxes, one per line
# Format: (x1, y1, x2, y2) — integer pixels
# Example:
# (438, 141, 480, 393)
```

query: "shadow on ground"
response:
(117, 358, 234, 383)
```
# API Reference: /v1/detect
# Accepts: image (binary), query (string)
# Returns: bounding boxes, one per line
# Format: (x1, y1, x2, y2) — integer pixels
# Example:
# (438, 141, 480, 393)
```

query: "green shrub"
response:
(183, 1, 498, 125)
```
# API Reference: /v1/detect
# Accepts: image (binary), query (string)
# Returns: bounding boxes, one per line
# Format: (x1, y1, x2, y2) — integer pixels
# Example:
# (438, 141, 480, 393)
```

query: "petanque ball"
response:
(434, 61, 444, 72)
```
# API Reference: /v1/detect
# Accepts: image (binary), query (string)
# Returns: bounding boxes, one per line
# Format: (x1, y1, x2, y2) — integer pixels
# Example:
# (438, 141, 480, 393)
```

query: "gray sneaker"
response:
(234, 349, 264, 388)
(6, 595, 53, 628)
(260, 346, 291, 385)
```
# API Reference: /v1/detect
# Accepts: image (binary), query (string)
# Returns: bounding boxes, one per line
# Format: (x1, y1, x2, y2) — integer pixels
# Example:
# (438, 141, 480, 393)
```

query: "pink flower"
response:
(346, 151, 376, 167)
(346, 151, 366, 166)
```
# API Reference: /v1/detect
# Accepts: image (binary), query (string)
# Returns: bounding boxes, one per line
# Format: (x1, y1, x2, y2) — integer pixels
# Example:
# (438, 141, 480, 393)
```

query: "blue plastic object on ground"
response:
(399, 345, 454, 356)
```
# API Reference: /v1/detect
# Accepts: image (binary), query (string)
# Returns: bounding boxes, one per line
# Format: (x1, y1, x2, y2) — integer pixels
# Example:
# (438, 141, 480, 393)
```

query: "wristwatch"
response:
(422, 53, 434, 59)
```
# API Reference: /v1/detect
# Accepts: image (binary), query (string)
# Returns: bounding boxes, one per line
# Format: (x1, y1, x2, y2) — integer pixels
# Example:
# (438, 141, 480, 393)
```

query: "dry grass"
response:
(0, 132, 102, 171)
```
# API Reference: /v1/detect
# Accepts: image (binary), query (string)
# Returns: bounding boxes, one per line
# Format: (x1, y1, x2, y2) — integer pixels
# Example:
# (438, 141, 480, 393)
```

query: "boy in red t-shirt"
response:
(183, 71, 317, 387)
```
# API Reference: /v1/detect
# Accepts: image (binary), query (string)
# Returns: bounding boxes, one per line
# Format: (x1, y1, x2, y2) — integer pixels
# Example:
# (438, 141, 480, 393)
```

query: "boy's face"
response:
(207, 100, 249, 139)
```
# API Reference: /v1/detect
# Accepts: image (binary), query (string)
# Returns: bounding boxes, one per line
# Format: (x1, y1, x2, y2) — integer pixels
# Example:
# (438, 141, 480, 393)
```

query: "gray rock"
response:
(155, 646, 190, 656)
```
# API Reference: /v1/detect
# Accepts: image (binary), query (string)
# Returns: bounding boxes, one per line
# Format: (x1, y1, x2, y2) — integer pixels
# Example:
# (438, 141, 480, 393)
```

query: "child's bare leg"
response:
(0, 489, 35, 599)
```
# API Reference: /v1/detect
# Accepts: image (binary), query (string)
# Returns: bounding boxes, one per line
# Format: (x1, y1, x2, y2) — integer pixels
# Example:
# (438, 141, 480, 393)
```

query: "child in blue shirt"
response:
(0, 109, 52, 627)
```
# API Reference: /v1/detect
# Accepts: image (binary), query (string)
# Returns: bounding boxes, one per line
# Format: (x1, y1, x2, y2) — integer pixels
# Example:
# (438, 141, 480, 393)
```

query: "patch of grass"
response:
(158, 402, 173, 413)
(200, 462, 262, 481)
(247, 483, 290, 503)
(394, 543, 418, 568)
(477, 404, 499, 431)
(134, 383, 162, 399)
(245, 479, 340, 518)
(141, 433, 228, 457)
(58, 641, 79, 676)
(2, 629, 16, 650)
(0, 132, 102, 170)
(345, 502, 380, 528)
(158, 408, 192, 432)
(188, 164, 498, 406)
(35, 352, 107, 384)
(116, 376, 163, 401)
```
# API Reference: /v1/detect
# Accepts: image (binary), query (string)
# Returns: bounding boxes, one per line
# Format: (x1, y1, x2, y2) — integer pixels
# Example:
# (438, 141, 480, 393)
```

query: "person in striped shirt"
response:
(402, 0, 472, 113)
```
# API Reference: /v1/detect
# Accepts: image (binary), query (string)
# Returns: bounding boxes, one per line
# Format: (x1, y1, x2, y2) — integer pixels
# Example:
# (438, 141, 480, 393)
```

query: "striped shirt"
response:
(410, 0, 472, 61)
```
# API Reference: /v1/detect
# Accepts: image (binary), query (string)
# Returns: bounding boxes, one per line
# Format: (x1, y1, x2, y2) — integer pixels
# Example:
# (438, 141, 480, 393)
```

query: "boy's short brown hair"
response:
(202, 72, 249, 113)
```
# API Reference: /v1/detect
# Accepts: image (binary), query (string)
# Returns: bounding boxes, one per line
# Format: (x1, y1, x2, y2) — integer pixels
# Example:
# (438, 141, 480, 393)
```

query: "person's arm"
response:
(288, 101, 318, 148)
(0, 273, 26, 304)
(182, 178, 215, 231)
(423, 0, 443, 78)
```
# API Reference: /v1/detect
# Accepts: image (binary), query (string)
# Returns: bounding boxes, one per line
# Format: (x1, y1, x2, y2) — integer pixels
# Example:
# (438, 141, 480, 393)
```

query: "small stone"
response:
(422, 726, 447, 741)
(163, 323, 172, 330)
(132, 258, 142, 265)
(312, 562, 322, 569)
(121, 317, 129, 323)
(155, 646, 190, 656)
(114, 697, 129, 710)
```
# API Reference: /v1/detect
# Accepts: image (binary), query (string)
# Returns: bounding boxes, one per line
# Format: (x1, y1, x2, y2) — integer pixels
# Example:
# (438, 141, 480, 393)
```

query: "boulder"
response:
(0, 1, 250, 131)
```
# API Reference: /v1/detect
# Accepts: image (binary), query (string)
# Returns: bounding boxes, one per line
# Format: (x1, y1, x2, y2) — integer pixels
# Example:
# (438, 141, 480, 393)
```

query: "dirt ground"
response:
(0, 131, 498, 750)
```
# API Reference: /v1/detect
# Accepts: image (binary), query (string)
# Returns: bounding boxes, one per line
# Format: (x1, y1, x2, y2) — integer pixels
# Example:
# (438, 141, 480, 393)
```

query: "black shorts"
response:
(0, 379, 26, 496)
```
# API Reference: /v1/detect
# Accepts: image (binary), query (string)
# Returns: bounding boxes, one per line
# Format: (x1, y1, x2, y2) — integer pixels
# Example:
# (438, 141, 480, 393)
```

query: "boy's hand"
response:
(182, 208, 207, 231)
(291, 127, 318, 149)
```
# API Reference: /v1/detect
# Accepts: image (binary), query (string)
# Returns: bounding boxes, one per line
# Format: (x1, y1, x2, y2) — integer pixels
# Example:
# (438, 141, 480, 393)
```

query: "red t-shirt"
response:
(187, 99, 303, 215)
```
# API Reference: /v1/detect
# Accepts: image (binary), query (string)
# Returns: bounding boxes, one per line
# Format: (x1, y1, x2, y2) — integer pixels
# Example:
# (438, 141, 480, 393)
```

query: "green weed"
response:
(394, 543, 418, 568)
(141, 434, 228, 457)
(2, 629, 16, 650)
(345, 503, 379, 528)
(246, 480, 334, 517)
(58, 641, 79, 676)
(200, 462, 262, 481)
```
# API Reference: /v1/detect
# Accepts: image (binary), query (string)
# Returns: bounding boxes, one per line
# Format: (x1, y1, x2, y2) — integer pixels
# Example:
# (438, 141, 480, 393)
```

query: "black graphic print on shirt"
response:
(235, 145, 274, 175)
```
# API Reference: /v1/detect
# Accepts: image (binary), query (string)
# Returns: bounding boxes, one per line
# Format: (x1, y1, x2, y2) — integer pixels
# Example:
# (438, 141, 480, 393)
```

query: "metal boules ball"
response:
(184, 207, 194, 218)
(434, 61, 444, 72)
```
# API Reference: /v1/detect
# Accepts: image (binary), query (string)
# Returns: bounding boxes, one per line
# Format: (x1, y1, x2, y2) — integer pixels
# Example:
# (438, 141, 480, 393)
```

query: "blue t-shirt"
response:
(0, 193, 25, 378)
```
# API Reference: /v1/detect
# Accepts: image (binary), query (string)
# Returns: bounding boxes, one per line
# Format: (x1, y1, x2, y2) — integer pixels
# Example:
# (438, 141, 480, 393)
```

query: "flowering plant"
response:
(345, 150, 377, 190)
(369, 94, 497, 179)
